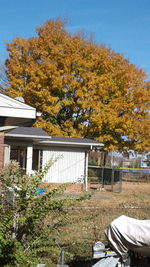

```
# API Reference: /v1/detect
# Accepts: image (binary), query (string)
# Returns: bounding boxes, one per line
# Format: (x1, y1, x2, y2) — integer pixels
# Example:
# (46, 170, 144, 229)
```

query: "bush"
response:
(0, 158, 85, 266)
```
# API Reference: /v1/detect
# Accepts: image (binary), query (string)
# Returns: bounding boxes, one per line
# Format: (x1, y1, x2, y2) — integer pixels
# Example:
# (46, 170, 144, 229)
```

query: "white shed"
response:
(4, 127, 103, 189)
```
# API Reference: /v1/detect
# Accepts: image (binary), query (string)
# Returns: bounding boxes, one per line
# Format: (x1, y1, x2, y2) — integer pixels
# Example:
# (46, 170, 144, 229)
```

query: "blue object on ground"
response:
(35, 188, 46, 195)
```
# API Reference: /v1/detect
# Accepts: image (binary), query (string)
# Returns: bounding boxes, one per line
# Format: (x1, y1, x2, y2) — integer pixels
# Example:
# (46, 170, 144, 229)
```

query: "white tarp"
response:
(105, 215, 150, 257)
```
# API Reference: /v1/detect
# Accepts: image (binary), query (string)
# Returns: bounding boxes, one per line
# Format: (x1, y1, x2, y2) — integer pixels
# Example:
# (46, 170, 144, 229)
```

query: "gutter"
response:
(5, 133, 51, 140)
(36, 140, 104, 147)
(0, 126, 19, 132)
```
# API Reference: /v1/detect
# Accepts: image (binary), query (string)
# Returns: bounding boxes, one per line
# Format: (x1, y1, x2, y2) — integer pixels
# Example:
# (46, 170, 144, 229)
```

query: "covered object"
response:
(105, 215, 150, 258)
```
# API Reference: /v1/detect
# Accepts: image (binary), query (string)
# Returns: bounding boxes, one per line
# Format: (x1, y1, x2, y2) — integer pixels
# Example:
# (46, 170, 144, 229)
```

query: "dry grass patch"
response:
(54, 182, 150, 265)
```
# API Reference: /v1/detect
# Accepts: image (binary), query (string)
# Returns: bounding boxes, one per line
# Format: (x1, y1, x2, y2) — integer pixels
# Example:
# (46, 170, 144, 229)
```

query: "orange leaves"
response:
(5, 19, 150, 151)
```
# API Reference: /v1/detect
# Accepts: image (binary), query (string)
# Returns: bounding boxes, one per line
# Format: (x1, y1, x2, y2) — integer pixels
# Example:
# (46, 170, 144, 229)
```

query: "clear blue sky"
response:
(1, 0, 150, 78)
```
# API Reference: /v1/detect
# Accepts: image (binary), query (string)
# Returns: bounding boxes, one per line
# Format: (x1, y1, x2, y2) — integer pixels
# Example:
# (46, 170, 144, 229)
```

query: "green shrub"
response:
(0, 157, 85, 266)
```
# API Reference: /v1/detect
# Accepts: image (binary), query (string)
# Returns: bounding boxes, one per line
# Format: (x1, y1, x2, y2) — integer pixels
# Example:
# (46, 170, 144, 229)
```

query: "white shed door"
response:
(42, 150, 85, 183)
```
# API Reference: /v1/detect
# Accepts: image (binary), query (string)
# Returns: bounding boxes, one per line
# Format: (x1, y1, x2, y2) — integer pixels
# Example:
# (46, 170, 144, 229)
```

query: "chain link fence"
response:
(88, 167, 122, 193)
(88, 166, 150, 192)
(122, 168, 150, 182)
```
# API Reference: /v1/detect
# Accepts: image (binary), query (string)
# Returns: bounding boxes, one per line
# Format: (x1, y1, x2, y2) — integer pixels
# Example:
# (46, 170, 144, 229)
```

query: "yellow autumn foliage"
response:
(5, 19, 150, 151)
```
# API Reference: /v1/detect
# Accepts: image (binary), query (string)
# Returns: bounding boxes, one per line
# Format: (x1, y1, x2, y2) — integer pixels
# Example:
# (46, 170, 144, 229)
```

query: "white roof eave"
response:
(36, 140, 104, 147)
(4, 132, 103, 147)
(0, 107, 36, 119)
(0, 126, 19, 132)
(0, 93, 35, 109)
(0, 93, 37, 119)
(5, 133, 51, 140)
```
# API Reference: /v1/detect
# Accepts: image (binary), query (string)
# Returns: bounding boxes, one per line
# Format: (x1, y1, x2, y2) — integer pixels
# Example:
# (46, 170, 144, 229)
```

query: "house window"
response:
(10, 146, 26, 170)
(32, 149, 43, 171)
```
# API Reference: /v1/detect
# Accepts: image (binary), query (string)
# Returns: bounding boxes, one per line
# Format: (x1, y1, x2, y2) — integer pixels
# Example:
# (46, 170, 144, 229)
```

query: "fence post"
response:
(101, 167, 104, 188)
(111, 169, 114, 192)
(57, 249, 69, 267)
(85, 151, 88, 191)
(119, 170, 122, 193)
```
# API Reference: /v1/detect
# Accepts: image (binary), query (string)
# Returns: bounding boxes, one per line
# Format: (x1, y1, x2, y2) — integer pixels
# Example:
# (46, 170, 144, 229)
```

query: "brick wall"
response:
(0, 133, 4, 169)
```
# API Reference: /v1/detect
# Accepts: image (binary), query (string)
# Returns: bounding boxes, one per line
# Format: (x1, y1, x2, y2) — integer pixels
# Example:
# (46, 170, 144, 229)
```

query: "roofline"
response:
(37, 140, 104, 147)
(5, 133, 51, 139)
(0, 126, 19, 132)
(4, 133, 103, 147)
(0, 93, 35, 110)
(0, 105, 36, 111)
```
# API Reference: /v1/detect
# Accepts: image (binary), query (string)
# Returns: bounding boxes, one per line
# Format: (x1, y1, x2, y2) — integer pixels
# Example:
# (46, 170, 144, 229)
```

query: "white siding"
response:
(42, 150, 85, 183)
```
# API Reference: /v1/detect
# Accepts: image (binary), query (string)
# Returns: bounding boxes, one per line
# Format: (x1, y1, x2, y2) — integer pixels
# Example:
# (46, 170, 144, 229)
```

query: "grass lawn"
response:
(53, 182, 150, 266)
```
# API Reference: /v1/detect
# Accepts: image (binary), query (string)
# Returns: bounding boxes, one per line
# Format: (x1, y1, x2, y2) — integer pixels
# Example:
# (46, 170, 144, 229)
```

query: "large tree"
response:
(5, 19, 150, 151)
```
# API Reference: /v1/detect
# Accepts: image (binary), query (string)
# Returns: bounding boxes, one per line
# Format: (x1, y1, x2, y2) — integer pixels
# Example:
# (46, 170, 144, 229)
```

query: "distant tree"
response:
(5, 19, 150, 151)
(0, 64, 7, 93)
